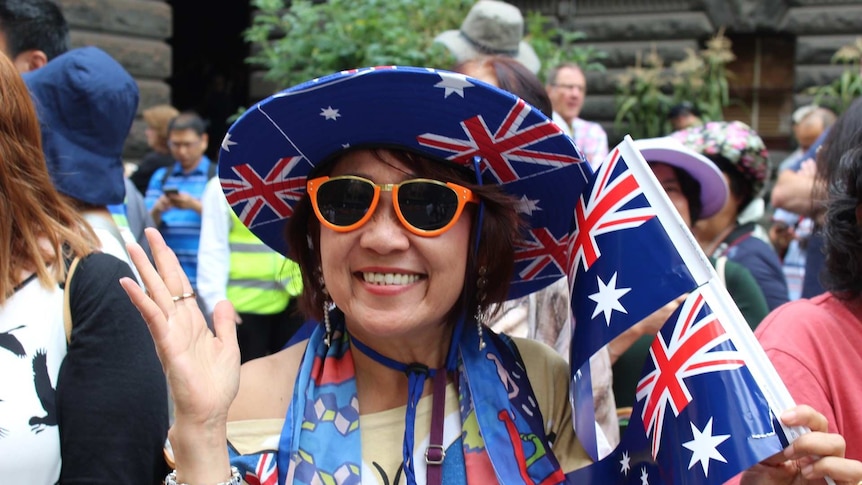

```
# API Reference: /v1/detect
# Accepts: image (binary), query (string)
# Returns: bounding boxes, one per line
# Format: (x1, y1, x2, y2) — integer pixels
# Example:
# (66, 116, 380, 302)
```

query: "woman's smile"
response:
(359, 271, 423, 286)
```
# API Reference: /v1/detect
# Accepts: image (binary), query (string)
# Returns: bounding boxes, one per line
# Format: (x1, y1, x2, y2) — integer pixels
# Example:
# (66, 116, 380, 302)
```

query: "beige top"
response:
(226, 337, 591, 484)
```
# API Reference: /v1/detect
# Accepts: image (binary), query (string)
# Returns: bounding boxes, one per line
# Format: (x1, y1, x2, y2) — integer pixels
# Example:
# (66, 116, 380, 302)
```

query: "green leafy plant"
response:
(806, 37, 862, 115)
(614, 30, 735, 139)
(245, 0, 605, 93)
(245, 0, 473, 90)
(525, 11, 607, 82)
(614, 47, 672, 140)
(671, 29, 735, 122)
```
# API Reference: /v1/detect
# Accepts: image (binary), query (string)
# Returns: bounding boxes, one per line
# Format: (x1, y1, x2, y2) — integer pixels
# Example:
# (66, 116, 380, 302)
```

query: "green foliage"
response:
(614, 48, 672, 140)
(245, 0, 473, 90)
(524, 11, 607, 82)
(806, 38, 862, 115)
(246, 0, 606, 94)
(614, 30, 735, 139)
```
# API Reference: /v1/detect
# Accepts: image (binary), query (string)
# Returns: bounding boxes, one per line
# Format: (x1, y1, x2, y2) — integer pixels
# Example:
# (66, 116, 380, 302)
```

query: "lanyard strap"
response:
(426, 370, 447, 485)
(349, 334, 447, 485)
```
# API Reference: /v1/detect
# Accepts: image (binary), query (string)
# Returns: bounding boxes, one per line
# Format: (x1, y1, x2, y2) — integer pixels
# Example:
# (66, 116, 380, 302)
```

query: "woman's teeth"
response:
(362, 272, 420, 285)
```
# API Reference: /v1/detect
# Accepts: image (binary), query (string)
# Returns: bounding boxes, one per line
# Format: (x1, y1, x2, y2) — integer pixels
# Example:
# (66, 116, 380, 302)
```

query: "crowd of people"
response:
(1, 0, 861, 484)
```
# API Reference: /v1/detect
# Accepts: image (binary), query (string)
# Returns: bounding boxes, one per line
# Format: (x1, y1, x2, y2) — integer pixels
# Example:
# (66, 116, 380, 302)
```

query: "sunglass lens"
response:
(316, 178, 375, 227)
(398, 182, 459, 231)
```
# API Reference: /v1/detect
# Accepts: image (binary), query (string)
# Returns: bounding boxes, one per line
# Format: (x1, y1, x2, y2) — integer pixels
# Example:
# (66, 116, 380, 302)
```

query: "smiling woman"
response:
(120, 66, 862, 485)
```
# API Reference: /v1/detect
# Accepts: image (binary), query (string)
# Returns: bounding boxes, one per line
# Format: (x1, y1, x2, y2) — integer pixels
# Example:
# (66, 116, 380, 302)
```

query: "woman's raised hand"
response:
(119, 228, 241, 428)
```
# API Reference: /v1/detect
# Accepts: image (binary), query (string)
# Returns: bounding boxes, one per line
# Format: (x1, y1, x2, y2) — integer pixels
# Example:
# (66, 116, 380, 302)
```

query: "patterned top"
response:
(571, 117, 609, 170)
(226, 337, 590, 484)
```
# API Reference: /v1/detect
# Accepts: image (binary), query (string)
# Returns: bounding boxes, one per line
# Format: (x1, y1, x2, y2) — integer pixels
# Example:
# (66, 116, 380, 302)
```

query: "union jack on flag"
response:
(229, 450, 278, 485)
(222, 155, 307, 229)
(568, 140, 709, 373)
(417, 97, 582, 182)
(637, 289, 749, 459)
(565, 137, 802, 484)
(568, 281, 789, 485)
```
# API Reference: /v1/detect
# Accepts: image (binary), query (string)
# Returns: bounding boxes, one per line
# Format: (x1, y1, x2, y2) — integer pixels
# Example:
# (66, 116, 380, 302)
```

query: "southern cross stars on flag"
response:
(637, 290, 745, 458)
(568, 139, 703, 371)
(565, 138, 795, 484)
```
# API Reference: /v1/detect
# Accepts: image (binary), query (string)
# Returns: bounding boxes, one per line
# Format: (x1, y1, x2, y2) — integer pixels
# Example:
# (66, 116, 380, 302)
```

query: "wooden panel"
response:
(569, 11, 714, 41)
(781, 5, 862, 34)
(137, 79, 172, 115)
(60, 0, 171, 39)
(70, 31, 171, 80)
(62, 0, 173, 162)
(796, 34, 860, 64)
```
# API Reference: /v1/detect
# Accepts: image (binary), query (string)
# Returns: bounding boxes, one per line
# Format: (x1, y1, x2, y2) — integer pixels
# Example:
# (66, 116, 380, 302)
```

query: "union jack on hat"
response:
(217, 66, 591, 299)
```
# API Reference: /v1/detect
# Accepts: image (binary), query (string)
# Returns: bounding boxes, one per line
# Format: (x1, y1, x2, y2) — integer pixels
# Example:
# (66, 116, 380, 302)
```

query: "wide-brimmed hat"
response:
(434, 0, 541, 74)
(217, 66, 589, 299)
(23, 47, 138, 206)
(634, 137, 728, 219)
(671, 120, 770, 196)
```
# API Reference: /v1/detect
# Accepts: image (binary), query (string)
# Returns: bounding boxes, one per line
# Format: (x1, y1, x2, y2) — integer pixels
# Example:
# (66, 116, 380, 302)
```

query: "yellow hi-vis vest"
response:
(226, 210, 302, 314)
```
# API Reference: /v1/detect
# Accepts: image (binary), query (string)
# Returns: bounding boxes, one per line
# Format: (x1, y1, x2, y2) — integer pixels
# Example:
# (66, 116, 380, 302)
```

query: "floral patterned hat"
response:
(671, 120, 770, 195)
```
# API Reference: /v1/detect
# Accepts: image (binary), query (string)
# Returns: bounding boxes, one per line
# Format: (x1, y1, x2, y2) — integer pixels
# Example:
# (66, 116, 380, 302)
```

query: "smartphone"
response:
(163, 187, 180, 197)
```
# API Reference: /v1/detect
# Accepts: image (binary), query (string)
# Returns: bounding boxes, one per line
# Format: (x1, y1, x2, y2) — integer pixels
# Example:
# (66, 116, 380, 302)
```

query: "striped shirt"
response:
(145, 156, 213, 288)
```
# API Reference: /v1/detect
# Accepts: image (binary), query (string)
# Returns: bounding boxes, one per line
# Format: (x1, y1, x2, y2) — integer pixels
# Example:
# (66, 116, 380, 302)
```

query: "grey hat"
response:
(434, 0, 540, 74)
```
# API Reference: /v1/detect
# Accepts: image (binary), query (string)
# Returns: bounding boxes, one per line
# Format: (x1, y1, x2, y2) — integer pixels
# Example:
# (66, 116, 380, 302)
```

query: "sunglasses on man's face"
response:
(306, 175, 479, 237)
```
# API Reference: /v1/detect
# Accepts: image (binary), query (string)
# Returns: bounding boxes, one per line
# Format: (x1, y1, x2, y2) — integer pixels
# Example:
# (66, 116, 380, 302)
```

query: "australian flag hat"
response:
(217, 66, 592, 299)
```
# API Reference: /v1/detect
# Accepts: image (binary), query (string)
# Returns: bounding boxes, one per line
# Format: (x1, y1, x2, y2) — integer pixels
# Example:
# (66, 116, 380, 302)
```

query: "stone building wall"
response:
(512, 0, 862, 147)
(57, 0, 173, 160)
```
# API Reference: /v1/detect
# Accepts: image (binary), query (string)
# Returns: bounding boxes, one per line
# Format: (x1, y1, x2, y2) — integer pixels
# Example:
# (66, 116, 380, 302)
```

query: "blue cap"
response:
(23, 46, 138, 206)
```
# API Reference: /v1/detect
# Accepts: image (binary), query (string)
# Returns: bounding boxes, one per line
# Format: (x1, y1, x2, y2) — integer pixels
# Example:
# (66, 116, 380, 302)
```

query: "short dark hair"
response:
(668, 101, 701, 120)
(706, 154, 754, 214)
(454, 55, 553, 117)
(816, 97, 862, 188)
(287, 148, 524, 322)
(822, 147, 862, 298)
(167, 111, 208, 137)
(649, 163, 703, 224)
(0, 0, 69, 60)
(545, 62, 582, 87)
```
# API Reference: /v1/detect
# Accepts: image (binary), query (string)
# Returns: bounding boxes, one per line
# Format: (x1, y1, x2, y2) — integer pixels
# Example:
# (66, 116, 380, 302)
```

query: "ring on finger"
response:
(171, 291, 196, 302)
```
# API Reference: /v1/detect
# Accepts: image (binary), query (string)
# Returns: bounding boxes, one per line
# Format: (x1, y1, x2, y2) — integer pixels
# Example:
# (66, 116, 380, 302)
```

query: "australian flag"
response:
(565, 137, 801, 484)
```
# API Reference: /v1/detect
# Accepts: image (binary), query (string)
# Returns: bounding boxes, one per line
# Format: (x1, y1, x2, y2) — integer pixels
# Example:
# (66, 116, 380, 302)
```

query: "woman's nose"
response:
(359, 194, 410, 252)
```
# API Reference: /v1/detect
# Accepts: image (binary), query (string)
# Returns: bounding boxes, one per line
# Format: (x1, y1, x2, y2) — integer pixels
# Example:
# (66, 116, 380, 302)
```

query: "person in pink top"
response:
(759, 145, 862, 459)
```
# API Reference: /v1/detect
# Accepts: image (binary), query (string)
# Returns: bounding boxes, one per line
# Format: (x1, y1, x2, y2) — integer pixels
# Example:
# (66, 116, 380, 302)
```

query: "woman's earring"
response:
(317, 266, 333, 347)
(323, 300, 332, 347)
(475, 266, 488, 351)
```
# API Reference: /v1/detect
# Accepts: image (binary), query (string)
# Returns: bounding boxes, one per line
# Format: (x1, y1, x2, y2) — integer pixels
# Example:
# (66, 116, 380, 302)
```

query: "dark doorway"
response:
(167, 1, 251, 159)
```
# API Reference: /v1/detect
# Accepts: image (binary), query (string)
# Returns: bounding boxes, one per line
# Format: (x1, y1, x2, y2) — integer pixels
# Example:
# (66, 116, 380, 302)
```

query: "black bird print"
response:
(29, 350, 57, 433)
(0, 325, 26, 357)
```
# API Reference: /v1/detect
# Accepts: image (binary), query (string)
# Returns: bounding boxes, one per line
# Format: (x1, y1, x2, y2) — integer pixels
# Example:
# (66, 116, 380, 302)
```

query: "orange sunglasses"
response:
(307, 175, 479, 237)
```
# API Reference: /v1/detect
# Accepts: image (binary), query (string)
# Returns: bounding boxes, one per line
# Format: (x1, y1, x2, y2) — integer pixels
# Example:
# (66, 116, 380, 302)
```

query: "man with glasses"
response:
(546, 62, 608, 169)
(145, 111, 214, 291)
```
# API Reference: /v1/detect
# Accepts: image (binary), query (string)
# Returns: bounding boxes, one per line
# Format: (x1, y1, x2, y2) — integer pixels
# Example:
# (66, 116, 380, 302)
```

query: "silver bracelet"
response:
(164, 466, 241, 485)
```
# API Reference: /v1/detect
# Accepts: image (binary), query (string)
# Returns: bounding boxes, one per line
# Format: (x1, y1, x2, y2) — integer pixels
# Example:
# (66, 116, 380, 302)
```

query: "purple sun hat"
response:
(216, 66, 590, 300)
(634, 136, 729, 219)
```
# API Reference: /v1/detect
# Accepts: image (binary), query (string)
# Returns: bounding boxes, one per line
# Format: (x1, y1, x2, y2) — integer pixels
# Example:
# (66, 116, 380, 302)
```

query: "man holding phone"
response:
(145, 112, 214, 291)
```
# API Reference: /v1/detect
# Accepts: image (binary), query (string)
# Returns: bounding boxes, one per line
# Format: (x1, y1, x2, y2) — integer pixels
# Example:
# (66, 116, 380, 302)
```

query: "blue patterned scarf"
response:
(275, 310, 566, 484)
